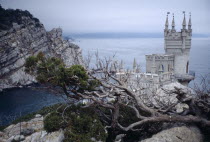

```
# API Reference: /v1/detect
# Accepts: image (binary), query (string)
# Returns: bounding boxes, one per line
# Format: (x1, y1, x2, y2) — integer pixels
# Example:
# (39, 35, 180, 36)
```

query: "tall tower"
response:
(164, 12, 192, 75)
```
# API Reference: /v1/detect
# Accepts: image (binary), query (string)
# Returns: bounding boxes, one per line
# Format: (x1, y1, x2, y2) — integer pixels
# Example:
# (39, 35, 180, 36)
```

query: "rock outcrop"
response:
(140, 126, 203, 142)
(140, 82, 195, 113)
(0, 6, 83, 91)
(0, 114, 64, 142)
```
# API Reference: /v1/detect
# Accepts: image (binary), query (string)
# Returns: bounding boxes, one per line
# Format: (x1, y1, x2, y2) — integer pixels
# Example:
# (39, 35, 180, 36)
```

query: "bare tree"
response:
(25, 52, 210, 141)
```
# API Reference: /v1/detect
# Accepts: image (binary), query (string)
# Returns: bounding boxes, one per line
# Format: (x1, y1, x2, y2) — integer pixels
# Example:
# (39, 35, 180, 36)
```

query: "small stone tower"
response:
(164, 12, 192, 75)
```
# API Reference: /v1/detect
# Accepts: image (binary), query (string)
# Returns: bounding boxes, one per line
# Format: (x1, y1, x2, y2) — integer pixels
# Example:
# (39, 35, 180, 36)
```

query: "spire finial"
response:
(188, 12, 192, 28)
(133, 58, 137, 71)
(172, 13, 175, 31)
(165, 12, 170, 30)
(182, 11, 186, 29)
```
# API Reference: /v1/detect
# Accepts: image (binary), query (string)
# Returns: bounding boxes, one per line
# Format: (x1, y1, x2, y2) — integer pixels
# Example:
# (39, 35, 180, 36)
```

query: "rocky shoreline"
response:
(0, 114, 65, 142)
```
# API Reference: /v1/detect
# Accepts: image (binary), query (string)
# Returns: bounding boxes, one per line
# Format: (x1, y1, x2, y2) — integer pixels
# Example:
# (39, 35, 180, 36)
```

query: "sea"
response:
(0, 37, 210, 126)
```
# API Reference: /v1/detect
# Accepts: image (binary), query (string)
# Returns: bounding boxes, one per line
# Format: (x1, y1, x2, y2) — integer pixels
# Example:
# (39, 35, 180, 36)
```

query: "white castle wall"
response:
(165, 33, 191, 75)
(173, 52, 189, 74)
(146, 54, 174, 74)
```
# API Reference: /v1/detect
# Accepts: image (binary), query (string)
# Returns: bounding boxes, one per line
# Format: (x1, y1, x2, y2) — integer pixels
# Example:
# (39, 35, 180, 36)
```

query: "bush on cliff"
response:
(0, 5, 42, 31)
(44, 112, 65, 132)
(42, 104, 107, 142)
(25, 52, 98, 93)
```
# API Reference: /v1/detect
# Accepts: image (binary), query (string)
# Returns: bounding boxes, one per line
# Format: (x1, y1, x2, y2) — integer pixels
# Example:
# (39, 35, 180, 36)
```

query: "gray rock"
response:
(24, 130, 64, 142)
(20, 128, 34, 136)
(175, 103, 189, 113)
(0, 12, 83, 91)
(115, 134, 126, 142)
(35, 114, 42, 118)
(140, 126, 203, 142)
(14, 135, 25, 141)
(4, 116, 43, 137)
(145, 82, 195, 112)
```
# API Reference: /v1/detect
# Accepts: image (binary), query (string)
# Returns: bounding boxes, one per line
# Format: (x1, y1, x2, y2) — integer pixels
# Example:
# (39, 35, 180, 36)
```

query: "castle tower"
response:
(164, 12, 192, 75)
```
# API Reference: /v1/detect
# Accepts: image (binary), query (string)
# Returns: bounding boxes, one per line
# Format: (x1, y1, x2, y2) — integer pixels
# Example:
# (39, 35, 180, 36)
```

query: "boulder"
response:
(24, 130, 64, 142)
(13, 134, 25, 141)
(3, 115, 43, 137)
(140, 126, 203, 142)
(151, 82, 195, 112)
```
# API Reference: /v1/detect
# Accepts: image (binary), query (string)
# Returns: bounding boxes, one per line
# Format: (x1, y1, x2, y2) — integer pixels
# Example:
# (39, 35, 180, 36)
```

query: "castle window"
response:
(159, 64, 164, 73)
(186, 61, 189, 73)
(168, 64, 170, 71)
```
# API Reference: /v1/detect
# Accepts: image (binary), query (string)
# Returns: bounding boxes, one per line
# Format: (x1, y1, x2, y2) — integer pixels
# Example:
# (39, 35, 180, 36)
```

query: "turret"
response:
(188, 13, 192, 36)
(165, 12, 169, 30)
(164, 12, 192, 76)
(171, 13, 176, 32)
(164, 12, 169, 36)
(133, 58, 137, 72)
(182, 11, 186, 30)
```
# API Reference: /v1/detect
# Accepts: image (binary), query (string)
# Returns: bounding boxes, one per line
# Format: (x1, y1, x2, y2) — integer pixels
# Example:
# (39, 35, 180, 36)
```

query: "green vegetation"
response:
(42, 104, 107, 142)
(12, 104, 61, 125)
(1, 103, 148, 141)
(0, 5, 42, 31)
(118, 104, 139, 127)
(25, 52, 99, 94)
(44, 112, 65, 132)
(62, 105, 107, 142)
(0, 125, 7, 131)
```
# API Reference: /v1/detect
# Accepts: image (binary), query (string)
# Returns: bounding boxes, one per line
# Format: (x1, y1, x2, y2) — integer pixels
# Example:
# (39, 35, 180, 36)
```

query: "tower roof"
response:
(172, 13, 175, 31)
(133, 58, 136, 68)
(182, 11, 186, 29)
(165, 12, 169, 28)
(188, 12, 192, 26)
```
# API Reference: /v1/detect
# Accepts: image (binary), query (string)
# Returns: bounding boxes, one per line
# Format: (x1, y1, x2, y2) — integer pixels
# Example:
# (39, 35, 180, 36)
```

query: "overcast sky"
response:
(0, 0, 210, 34)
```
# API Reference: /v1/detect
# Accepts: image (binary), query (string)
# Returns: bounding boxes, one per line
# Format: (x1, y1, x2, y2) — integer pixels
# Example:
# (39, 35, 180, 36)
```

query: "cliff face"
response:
(0, 6, 83, 91)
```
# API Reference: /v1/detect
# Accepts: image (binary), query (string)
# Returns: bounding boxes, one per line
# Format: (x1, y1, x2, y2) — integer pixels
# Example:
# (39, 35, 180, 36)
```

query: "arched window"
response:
(162, 64, 164, 72)
(186, 61, 189, 73)
(168, 64, 170, 72)
(159, 64, 164, 73)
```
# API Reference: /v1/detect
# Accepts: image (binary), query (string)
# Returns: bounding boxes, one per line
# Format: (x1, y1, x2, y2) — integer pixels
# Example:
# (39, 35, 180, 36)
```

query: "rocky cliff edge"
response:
(0, 6, 83, 91)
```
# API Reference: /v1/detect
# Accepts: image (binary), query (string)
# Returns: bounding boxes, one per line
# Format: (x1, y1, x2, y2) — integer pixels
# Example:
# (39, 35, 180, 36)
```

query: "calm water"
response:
(74, 37, 210, 85)
(0, 87, 64, 126)
(0, 37, 209, 126)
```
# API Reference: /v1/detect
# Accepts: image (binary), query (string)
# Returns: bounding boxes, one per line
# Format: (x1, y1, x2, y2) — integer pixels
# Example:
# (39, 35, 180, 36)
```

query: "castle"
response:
(144, 12, 194, 86)
(116, 12, 194, 93)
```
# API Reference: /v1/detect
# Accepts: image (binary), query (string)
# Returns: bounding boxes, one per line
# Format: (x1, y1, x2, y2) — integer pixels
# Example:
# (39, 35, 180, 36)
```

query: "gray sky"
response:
(1, 0, 210, 34)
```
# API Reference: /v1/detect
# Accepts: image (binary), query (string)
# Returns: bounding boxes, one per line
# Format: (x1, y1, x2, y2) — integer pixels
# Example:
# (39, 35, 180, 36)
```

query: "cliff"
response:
(0, 6, 83, 91)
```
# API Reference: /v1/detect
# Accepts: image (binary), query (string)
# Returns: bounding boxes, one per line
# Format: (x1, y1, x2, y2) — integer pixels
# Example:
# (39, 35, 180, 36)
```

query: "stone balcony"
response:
(174, 71, 195, 84)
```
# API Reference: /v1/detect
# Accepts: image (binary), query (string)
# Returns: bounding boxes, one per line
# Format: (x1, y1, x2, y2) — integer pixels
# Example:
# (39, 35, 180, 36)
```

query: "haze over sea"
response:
(0, 35, 210, 126)
(72, 36, 210, 85)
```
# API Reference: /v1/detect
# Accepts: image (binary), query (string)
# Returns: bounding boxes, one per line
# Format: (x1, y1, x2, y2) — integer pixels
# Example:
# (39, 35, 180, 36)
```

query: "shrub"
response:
(64, 112, 107, 142)
(44, 112, 65, 132)
(24, 56, 38, 73)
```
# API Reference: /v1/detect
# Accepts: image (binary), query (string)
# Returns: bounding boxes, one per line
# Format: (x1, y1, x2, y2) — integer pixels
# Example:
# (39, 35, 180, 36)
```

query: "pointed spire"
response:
(165, 12, 169, 30)
(172, 13, 175, 31)
(182, 11, 186, 29)
(119, 60, 124, 72)
(133, 58, 136, 69)
(188, 12, 192, 29)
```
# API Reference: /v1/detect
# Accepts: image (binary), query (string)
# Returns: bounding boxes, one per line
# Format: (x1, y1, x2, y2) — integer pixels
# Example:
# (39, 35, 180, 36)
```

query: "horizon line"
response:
(63, 32, 210, 39)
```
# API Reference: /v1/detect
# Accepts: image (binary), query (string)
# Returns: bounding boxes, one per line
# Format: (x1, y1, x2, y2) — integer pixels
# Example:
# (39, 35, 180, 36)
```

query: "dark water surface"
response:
(0, 37, 209, 126)
(0, 87, 64, 126)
